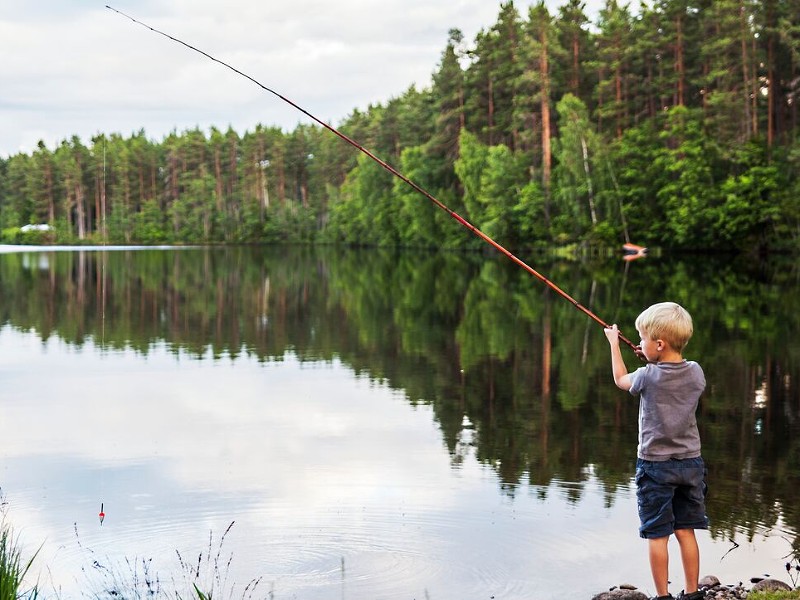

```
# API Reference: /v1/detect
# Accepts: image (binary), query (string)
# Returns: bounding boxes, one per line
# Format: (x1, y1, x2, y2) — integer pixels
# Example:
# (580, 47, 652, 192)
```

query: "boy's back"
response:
(630, 360, 705, 461)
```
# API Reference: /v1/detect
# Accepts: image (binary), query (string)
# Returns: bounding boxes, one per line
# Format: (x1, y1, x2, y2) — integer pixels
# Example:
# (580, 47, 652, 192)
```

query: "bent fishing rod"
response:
(106, 5, 638, 354)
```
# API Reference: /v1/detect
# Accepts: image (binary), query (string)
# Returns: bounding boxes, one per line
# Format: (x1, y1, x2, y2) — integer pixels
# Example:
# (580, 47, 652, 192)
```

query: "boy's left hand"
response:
(604, 324, 621, 345)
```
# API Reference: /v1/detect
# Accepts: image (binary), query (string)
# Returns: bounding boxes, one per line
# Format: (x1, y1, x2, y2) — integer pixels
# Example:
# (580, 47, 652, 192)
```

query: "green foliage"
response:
(606, 120, 666, 245)
(1, 1, 799, 252)
(653, 107, 725, 248)
(454, 128, 490, 226)
(328, 153, 398, 246)
(748, 592, 800, 600)
(0, 507, 40, 600)
(133, 199, 168, 244)
(515, 180, 547, 242)
(552, 93, 598, 238)
(0, 227, 54, 245)
(717, 165, 782, 248)
(394, 145, 445, 247)
(478, 143, 529, 246)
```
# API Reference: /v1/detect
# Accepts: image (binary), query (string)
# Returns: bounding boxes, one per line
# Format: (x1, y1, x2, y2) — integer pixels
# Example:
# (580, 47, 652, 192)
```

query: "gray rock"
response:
(704, 584, 747, 600)
(591, 590, 648, 600)
(750, 577, 792, 593)
(699, 575, 720, 588)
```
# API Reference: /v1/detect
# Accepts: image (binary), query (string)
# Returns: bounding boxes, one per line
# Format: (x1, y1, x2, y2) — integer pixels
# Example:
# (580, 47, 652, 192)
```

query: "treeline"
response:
(2, 0, 800, 251)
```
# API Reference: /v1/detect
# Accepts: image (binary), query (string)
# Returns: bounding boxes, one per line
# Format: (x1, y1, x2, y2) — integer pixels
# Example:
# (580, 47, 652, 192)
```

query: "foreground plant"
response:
(174, 521, 262, 600)
(76, 520, 262, 599)
(0, 499, 40, 600)
(748, 592, 800, 600)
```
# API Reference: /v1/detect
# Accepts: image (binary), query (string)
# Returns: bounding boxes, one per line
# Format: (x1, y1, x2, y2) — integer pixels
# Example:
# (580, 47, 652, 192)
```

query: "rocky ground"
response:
(591, 574, 797, 599)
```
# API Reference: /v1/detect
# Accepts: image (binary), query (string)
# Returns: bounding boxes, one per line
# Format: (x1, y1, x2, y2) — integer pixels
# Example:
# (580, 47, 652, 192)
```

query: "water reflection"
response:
(1, 246, 799, 582)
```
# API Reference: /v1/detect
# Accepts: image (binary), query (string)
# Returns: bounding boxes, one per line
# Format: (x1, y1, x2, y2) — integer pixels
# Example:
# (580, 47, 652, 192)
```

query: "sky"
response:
(0, 0, 602, 159)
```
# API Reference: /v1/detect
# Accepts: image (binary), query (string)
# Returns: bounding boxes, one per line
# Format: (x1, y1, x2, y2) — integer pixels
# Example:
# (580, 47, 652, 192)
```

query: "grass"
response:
(0, 504, 40, 600)
(173, 521, 262, 599)
(748, 592, 800, 600)
(0, 494, 260, 600)
(75, 520, 262, 599)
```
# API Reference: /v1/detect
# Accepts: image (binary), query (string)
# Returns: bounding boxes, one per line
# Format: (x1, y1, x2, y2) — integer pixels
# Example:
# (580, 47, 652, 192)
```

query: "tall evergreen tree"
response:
(653, 0, 703, 110)
(431, 29, 467, 169)
(762, 0, 800, 144)
(593, 0, 636, 139)
(518, 1, 565, 227)
(55, 136, 91, 240)
(556, 0, 593, 106)
(696, 0, 761, 148)
(2, 154, 33, 228)
(464, 2, 524, 148)
(30, 141, 57, 225)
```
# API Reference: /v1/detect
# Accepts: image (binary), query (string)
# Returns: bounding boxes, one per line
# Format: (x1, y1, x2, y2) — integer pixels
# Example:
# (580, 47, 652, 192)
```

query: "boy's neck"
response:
(656, 349, 683, 363)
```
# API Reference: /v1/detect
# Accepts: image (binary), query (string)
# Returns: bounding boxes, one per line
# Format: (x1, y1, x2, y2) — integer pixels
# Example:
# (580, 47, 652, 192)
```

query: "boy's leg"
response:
(672, 458, 707, 595)
(674, 528, 699, 593)
(648, 536, 670, 596)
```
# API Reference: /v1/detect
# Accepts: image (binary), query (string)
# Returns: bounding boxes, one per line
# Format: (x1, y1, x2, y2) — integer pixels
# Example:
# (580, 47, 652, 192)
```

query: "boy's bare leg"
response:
(674, 528, 700, 593)
(648, 536, 670, 596)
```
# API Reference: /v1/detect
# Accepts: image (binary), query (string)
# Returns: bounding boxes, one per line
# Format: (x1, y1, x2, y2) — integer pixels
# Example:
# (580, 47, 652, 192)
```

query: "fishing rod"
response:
(106, 5, 639, 354)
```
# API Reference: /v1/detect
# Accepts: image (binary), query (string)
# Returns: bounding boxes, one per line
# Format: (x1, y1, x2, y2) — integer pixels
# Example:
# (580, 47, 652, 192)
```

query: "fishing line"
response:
(105, 5, 639, 353)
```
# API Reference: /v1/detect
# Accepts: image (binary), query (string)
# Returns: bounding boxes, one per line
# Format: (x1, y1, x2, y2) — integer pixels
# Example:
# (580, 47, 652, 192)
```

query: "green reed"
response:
(75, 521, 261, 599)
(0, 512, 40, 600)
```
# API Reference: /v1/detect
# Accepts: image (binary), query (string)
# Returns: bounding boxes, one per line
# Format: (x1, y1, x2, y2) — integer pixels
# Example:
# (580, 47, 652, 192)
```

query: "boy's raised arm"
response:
(604, 324, 633, 391)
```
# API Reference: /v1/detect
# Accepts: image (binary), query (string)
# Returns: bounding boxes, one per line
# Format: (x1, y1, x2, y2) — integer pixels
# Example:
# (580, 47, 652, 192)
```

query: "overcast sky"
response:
(0, 1, 602, 159)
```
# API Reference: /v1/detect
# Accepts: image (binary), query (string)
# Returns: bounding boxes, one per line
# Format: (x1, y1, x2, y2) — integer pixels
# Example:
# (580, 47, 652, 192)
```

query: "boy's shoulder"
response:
(651, 360, 704, 376)
(630, 360, 705, 394)
(649, 359, 702, 369)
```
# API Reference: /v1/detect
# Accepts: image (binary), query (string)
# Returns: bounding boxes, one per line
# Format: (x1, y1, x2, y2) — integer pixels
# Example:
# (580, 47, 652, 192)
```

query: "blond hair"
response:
(635, 302, 694, 353)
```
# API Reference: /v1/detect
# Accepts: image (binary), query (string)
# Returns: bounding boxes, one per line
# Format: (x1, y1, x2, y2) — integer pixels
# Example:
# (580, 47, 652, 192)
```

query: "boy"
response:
(604, 302, 708, 600)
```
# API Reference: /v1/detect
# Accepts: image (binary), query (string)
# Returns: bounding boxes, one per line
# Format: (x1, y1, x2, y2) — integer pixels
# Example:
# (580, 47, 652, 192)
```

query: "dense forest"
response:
(1, 0, 800, 251)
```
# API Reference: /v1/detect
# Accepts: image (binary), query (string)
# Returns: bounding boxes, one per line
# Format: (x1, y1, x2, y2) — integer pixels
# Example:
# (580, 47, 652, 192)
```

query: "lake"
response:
(0, 245, 798, 599)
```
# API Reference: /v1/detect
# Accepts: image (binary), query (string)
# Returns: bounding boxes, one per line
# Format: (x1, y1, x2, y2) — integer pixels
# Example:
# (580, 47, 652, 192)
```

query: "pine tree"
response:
(761, 0, 800, 144)
(54, 136, 91, 240)
(464, 2, 524, 148)
(593, 0, 636, 139)
(696, 0, 761, 148)
(518, 1, 565, 226)
(556, 0, 594, 106)
(431, 29, 467, 168)
(31, 141, 57, 224)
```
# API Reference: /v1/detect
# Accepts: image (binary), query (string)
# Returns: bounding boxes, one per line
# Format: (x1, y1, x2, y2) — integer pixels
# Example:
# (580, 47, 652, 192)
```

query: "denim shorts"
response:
(635, 457, 709, 539)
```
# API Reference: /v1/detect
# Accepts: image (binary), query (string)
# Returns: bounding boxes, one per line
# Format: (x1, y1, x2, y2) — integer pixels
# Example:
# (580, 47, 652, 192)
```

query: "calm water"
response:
(0, 245, 798, 599)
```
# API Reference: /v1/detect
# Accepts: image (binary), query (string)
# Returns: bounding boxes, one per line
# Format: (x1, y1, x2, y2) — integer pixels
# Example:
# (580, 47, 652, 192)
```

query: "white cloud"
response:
(0, 1, 603, 157)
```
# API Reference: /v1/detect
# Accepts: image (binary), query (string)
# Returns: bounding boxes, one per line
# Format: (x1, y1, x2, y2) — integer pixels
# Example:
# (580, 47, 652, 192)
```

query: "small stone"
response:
(751, 578, 792, 593)
(591, 589, 648, 600)
(699, 575, 720, 588)
(619, 583, 638, 590)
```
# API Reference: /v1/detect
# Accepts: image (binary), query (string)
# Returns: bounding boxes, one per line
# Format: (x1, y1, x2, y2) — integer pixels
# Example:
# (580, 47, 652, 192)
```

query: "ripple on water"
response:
(229, 495, 573, 599)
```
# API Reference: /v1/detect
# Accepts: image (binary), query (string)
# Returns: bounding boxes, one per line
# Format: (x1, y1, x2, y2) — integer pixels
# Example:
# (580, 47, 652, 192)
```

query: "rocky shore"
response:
(592, 574, 797, 599)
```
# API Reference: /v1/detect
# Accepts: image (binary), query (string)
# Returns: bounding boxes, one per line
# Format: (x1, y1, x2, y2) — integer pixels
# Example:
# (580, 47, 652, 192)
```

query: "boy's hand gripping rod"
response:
(106, 5, 639, 354)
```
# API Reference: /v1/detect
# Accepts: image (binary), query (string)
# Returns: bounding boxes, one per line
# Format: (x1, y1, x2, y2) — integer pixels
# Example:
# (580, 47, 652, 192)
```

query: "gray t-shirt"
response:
(629, 360, 706, 461)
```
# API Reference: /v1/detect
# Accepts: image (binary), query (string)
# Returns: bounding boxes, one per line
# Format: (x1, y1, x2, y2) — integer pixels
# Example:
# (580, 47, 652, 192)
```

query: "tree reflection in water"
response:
(0, 245, 797, 556)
